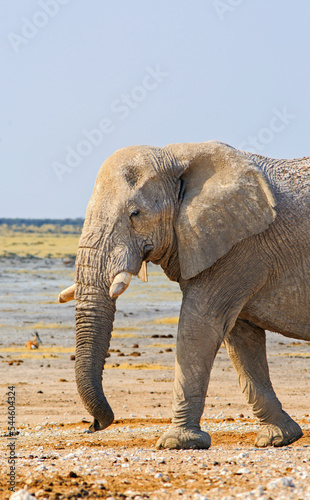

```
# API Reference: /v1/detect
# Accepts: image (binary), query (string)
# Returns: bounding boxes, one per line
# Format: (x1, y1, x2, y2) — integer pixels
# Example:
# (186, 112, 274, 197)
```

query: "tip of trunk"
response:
(88, 411, 114, 432)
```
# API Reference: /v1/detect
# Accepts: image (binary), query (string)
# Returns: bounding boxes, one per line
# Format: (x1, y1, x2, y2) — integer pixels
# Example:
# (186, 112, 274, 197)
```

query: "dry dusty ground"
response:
(1, 257, 310, 499)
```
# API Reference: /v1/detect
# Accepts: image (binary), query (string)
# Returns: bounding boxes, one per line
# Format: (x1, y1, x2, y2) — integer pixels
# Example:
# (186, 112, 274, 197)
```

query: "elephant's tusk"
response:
(109, 272, 132, 299)
(137, 261, 148, 282)
(58, 284, 76, 303)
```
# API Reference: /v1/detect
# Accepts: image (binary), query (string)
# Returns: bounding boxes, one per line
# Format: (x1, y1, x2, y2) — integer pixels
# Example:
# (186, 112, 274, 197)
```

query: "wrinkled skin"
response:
(63, 141, 309, 449)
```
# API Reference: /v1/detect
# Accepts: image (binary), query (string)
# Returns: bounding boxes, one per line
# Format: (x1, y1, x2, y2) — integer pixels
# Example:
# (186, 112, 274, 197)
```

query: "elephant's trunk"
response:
(73, 211, 141, 431)
(75, 282, 116, 432)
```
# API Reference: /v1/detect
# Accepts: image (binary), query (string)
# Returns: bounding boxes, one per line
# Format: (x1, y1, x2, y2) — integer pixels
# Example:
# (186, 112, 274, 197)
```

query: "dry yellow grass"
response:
(0, 224, 80, 258)
(149, 343, 176, 348)
(0, 346, 75, 358)
(154, 316, 179, 325)
(25, 322, 73, 330)
(0, 346, 74, 353)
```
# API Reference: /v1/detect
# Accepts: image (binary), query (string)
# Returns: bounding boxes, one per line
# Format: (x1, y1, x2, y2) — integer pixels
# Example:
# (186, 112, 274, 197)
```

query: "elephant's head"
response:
(59, 141, 276, 431)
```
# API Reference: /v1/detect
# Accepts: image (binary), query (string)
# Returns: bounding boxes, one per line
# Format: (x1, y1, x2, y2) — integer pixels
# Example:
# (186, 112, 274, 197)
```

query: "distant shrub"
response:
(0, 218, 84, 234)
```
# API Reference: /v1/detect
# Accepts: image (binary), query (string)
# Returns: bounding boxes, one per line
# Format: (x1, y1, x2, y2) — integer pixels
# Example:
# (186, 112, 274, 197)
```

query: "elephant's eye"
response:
(130, 209, 140, 218)
(178, 178, 186, 203)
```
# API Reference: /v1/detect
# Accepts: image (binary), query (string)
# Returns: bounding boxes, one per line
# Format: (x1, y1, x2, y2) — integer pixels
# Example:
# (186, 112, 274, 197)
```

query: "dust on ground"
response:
(1, 256, 310, 499)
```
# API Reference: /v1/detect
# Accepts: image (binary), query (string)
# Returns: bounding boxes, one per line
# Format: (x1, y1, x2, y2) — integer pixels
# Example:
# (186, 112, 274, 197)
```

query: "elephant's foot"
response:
(255, 412, 303, 447)
(156, 426, 211, 450)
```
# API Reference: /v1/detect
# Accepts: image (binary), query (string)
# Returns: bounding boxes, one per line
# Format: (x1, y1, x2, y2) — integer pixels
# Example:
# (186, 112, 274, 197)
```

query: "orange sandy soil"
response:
(1, 351, 310, 500)
(1, 252, 310, 499)
(1, 417, 310, 500)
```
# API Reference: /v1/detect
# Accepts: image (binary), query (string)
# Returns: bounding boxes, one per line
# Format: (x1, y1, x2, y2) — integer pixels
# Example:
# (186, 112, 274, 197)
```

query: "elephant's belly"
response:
(240, 265, 310, 340)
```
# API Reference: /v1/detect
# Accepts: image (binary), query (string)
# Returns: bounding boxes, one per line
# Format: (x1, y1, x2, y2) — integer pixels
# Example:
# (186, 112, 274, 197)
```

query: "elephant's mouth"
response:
(59, 243, 155, 305)
(109, 254, 153, 299)
(59, 262, 151, 304)
(143, 244, 154, 259)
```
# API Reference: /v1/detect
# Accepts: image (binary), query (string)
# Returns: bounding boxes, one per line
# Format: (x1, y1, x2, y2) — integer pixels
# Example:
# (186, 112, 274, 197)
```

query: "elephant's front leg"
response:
(225, 319, 303, 447)
(156, 288, 222, 450)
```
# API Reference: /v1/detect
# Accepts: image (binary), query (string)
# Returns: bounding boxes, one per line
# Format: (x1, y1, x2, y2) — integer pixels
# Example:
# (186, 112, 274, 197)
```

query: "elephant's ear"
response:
(169, 141, 276, 280)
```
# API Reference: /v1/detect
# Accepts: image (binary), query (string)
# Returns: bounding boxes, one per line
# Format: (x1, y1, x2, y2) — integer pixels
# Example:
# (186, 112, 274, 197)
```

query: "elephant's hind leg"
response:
(224, 319, 303, 447)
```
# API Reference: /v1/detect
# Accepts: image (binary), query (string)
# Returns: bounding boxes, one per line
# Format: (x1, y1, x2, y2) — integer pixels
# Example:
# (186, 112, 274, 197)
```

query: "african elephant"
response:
(59, 140, 310, 449)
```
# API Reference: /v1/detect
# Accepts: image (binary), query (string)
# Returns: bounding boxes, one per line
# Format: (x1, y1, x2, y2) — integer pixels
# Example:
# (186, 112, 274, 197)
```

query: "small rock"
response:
(236, 467, 250, 475)
(132, 344, 139, 348)
(96, 479, 108, 486)
(251, 485, 265, 496)
(266, 477, 295, 490)
(34, 490, 46, 498)
(124, 491, 140, 498)
(193, 494, 210, 500)
(10, 490, 36, 500)
(70, 355, 75, 361)
(154, 473, 163, 478)
(68, 471, 78, 478)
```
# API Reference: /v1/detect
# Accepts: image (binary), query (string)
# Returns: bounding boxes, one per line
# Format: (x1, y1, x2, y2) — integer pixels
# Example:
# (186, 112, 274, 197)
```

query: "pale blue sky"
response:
(1, 0, 309, 218)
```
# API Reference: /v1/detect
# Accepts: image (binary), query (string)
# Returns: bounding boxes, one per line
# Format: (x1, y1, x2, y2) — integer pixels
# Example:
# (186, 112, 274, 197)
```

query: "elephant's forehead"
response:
(97, 146, 158, 186)
(87, 146, 159, 212)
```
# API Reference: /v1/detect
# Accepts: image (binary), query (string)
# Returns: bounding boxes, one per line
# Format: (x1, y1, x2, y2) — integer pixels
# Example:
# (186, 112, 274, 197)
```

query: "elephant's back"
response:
(249, 154, 310, 216)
